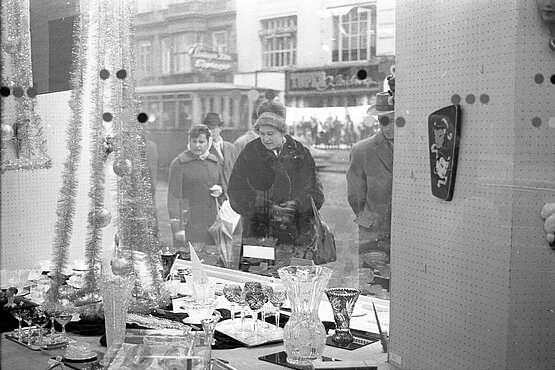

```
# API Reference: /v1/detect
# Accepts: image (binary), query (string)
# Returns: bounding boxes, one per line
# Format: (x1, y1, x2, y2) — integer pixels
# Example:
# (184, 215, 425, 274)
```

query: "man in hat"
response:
(228, 111, 324, 247)
(202, 112, 238, 189)
(346, 91, 395, 261)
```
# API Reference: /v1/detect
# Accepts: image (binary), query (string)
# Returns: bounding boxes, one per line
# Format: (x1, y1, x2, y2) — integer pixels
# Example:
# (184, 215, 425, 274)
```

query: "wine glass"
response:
(269, 285, 287, 332)
(11, 309, 24, 340)
(222, 284, 242, 322)
(244, 289, 265, 332)
(261, 285, 273, 328)
(20, 309, 35, 345)
(32, 307, 50, 347)
(55, 312, 73, 342)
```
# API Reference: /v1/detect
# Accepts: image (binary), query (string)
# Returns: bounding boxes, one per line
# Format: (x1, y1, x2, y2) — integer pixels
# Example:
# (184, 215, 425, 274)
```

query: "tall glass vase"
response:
(278, 265, 332, 366)
(100, 275, 133, 349)
(325, 288, 361, 345)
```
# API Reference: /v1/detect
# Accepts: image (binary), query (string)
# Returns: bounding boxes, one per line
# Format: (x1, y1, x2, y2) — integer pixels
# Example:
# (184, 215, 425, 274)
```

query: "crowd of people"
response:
(166, 75, 395, 266)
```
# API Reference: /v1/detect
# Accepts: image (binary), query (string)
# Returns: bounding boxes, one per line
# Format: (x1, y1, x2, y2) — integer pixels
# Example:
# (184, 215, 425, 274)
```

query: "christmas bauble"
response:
(88, 208, 112, 228)
(113, 158, 133, 177)
(111, 251, 132, 276)
(2, 37, 20, 54)
(1, 125, 14, 141)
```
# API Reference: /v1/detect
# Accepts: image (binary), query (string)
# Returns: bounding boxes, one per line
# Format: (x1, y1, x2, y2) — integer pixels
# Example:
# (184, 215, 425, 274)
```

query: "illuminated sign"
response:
(189, 44, 233, 72)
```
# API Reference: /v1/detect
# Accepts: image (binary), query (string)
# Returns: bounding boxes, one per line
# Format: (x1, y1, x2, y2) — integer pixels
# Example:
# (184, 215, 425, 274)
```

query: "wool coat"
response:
(228, 135, 324, 246)
(167, 150, 224, 245)
(210, 139, 238, 190)
(346, 130, 393, 246)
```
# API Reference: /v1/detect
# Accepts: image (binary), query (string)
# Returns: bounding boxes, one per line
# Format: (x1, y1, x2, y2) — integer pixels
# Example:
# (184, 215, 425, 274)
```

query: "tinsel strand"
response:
(49, 6, 86, 301)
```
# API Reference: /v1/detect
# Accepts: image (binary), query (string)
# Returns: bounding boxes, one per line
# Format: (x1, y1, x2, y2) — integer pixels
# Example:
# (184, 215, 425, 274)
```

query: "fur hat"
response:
(254, 112, 287, 133)
(202, 113, 223, 128)
(367, 92, 395, 117)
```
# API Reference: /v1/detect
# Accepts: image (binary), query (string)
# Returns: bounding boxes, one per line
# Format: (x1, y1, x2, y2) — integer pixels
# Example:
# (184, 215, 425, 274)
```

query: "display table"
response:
(1, 331, 395, 370)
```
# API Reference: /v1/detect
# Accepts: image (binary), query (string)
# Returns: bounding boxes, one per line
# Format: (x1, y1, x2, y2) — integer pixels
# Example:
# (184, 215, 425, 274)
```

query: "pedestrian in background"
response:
(203, 113, 238, 189)
(167, 124, 224, 252)
(346, 91, 394, 261)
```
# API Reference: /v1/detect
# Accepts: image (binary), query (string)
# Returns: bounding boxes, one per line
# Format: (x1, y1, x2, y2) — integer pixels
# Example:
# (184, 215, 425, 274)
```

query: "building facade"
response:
(235, 0, 396, 108)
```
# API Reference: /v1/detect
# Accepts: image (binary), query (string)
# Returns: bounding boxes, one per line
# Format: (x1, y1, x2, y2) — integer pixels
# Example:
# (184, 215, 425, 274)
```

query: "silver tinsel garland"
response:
(49, 0, 163, 311)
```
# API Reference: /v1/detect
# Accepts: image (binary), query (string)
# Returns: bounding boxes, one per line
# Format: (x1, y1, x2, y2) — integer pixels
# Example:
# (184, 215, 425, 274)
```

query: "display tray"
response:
(5, 328, 68, 350)
(216, 318, 283, 347)
(325, 331, 379, 351)
(259, 351, 342, 370)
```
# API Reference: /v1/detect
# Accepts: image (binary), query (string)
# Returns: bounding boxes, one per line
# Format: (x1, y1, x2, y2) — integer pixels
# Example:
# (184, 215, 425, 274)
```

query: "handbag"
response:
(303, 197, 337, 265)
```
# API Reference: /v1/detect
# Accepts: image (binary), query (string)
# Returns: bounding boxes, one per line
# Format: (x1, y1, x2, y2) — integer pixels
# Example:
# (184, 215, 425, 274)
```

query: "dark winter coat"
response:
(228, 135, 324, 245)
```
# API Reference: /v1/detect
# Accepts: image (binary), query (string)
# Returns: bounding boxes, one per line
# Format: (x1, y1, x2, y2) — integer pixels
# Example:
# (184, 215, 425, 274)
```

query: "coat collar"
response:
(177, 150, 219, 164)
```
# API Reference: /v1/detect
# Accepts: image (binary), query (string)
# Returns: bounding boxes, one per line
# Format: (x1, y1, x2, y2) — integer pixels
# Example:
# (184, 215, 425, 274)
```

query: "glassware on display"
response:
(11, 309, 24, 340)
(261, 285, 273, 328)
(32, 308, 49, 347)
(268, 285, 287, 331)
(20, 309, 35, 344)
(278, 265, 333, 367)
(222, 284, 242, 322)
(244, 288, 266, 332)
(100, 275, 133, 348)
(325, 288, 361, 345)
(55, 312, 73, 341)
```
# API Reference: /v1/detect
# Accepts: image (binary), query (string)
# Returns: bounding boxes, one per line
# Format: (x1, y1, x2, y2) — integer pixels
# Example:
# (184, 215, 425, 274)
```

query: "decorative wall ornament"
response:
(428, 105, 462, 201)
(0, 0, 51, 172)
(537, 0, 555, 51)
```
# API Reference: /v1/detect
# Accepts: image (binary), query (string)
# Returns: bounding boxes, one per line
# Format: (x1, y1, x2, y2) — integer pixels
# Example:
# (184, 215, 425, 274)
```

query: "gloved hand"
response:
(541, 203, 555, 247)
(209, 184, 223, 198)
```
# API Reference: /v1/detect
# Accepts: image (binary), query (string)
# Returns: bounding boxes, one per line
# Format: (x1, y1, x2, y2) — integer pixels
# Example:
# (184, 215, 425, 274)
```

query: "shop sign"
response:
(286, 66, 385, 92)
(189, 44, 233, 72)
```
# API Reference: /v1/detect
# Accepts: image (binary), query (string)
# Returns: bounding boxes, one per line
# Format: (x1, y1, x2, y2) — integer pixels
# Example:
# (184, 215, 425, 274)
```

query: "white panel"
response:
(391, 0, 555, 369)
(1, 91, 91, 270)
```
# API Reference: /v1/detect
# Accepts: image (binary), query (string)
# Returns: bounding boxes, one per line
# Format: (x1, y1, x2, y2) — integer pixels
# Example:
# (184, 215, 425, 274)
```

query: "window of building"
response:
(173, 33, 195, 73)
(137, 40, 153, 77)
(161, 38, 172, 75)
(332, 6, 376, 62)
(260, 16, 297, 68)
(212, 31, 228, 54)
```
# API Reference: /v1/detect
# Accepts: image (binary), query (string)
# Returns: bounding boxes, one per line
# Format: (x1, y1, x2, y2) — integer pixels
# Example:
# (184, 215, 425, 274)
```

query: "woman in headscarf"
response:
(167, 124, 224, 248)
(228, 112, 324, 246)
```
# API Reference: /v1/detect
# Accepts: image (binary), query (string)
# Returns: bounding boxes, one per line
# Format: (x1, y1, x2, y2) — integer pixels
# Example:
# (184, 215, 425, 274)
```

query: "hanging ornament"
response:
(87, 208, 112, 228)
(2, 37, 20, 55)
(111, 248, 132, 276)
(1, 125, 15, 141)
(113, 158, 133, 177)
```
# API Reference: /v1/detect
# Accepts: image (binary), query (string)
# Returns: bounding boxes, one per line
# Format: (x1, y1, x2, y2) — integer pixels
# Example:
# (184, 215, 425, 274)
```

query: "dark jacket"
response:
(346, 130, 393, 238)
(228, 135, 324, 245)
(210, 140, 238, 190)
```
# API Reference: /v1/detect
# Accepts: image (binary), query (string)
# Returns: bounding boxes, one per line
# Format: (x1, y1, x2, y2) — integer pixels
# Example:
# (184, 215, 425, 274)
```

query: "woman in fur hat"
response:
(228, 112, 324, 247)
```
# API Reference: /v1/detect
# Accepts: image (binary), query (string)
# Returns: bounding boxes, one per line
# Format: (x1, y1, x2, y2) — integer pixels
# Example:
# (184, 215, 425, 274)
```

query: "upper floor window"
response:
(259, 16, 297, 68)
(212, 31, 228, 54)
(137, 40, 153, 77)
(173, 33, 196, 73)
(332, 6, 376, 62)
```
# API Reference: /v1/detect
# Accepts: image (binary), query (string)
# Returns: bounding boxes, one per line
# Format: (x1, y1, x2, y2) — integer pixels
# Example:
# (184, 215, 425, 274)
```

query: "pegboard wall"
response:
(1, 91, 92, 270)
(390, 0, 555, 369)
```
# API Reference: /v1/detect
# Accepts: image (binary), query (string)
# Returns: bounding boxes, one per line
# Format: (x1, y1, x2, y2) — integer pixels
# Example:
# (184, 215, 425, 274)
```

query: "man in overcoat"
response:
(346, 92, 394, 259)
(203, 113, 238, 190)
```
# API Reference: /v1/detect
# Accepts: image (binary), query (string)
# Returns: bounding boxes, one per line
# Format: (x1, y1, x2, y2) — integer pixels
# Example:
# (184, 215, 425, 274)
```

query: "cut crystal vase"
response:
(325, 287, 361, 345)
(278, 265, 332, 366)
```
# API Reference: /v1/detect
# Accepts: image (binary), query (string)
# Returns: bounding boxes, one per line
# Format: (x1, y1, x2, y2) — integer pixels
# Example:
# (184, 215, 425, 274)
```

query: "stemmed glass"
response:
(269, 285, 287, 332)
(243, 281, 262, 331)
(222, 284, 242, 323)
(55, 312, 73, 342)
(244, 288, 265, 333)
(20, 309, 35, 344)
(32, 307, 49, 347)
(11, 309, 24, 340)
(261, 285, 273, 329)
